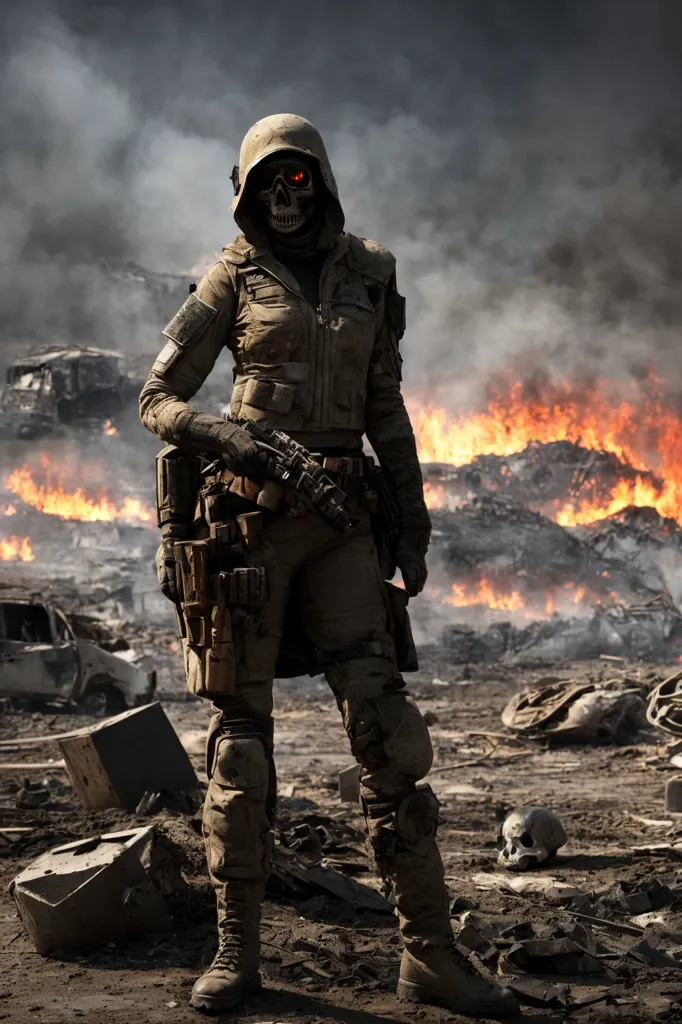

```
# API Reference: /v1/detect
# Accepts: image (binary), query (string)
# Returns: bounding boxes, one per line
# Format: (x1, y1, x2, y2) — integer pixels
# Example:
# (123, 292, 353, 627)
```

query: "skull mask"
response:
(497, 806, 567, 872)
(255, 157, 316, 235)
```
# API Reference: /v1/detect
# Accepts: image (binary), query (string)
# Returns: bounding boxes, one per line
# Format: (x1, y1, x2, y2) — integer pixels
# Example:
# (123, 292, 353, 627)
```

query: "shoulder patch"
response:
(162, 293, 217, 347)
(348, 234, 396, 284)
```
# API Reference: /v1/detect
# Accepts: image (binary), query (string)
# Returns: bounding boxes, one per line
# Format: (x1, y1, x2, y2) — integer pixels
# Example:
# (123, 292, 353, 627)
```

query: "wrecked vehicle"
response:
(0, 596, 155, 711)
(0, 345, 143, 439)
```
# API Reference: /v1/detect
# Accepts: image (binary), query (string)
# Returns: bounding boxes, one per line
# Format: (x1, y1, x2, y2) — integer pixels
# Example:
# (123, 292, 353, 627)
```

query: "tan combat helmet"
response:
(231, 113, 344, 247)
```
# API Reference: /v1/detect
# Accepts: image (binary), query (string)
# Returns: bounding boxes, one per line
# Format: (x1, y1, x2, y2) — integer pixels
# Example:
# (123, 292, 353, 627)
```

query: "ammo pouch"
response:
(384, 582, 418, 673)
(174, 539, 267, 700)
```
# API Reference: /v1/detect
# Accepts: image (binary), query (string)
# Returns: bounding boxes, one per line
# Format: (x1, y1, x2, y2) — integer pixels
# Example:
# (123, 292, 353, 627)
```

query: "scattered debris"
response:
(471, 872, 570, 895)
(15, 779, 51, 809)
(0, 760, 66, 770)
(505, 976, 568, 1009)
(648, 669, 682, 736)
(499, 932, 605, 976)
(10, 827, 186, 954)
(497, 806, 567, 871)
(271, 843, 390, 913)
(502, 678, 648, 743)
(59, 702, 198, 810)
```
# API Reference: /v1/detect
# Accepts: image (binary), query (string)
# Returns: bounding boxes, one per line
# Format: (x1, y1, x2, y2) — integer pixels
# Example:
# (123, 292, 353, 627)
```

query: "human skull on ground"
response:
(497, 806, 567, 871)
(256, 157, 316, 234)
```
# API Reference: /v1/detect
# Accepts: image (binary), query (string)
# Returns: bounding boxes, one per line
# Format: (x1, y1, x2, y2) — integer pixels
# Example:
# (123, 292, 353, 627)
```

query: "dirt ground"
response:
(2, 652, 682, 1024)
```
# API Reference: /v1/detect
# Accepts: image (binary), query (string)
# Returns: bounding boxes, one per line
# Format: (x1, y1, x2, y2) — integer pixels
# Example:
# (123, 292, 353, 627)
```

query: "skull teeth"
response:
(270, 213, 303, 229)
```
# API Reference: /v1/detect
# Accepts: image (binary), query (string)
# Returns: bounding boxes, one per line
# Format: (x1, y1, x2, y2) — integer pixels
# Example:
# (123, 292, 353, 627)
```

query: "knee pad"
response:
(209, 717, 273, 803)
(364, 783, 440, 859)
(350, 693, 433, 781)
(212, 736, 270, 801)
(395, 784, 440, 853)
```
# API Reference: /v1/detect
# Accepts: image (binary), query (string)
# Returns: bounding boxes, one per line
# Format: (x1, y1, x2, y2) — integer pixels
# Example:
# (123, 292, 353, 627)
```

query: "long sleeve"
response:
(139, 261, 239, 454)
(364, 273, 431, 554)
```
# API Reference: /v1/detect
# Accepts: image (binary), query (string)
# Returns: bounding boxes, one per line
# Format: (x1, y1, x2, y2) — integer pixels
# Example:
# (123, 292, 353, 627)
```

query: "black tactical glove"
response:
(185, 414, 280, 481)
(220, 429, 280, 481)
(230, 441, 280, 481)
(396, 539, 428, 597)
(156, 539, 179, 604)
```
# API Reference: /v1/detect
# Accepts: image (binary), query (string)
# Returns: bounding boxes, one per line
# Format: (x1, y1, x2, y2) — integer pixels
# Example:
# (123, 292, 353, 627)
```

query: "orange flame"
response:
(2, 505, 16, 517)
(0, 536, 34, 562)
(103, 419, 118, 437)
(438, 576, 615, 617)
(410, 373, 682, 525)
(445, 578, 525, 611)
(424, 480, 445, 510)
(5, 460, 153, 525)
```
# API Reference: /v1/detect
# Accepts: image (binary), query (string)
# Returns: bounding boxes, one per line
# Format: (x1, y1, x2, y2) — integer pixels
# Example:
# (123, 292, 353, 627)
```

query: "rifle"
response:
(231, 418, 352, 532)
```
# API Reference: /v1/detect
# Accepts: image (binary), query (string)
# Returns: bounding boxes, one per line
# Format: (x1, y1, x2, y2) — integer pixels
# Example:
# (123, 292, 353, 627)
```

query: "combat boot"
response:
(398, 942, 519, 1019)
(368, 787, 519, 1019)
(191, 879, 263, 1014)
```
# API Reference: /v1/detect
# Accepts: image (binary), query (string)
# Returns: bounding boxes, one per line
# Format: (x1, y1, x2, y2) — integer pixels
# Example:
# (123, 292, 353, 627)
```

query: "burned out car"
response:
(0, 346, 142, 439)
(0, 597, 156, 711)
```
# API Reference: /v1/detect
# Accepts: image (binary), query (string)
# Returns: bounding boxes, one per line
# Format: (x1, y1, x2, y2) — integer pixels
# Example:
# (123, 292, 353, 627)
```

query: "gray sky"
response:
(3, 0, 682, 404)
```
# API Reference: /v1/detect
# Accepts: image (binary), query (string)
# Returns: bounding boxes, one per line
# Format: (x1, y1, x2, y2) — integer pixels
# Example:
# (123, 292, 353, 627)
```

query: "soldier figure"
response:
(140, 114, 518, 1018)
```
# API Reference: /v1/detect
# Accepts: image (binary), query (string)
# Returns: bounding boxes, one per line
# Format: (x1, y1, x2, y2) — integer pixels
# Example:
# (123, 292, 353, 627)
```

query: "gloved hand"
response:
(396, 539, 428, 597)
(156, 540, 179, 604)
(221, 428, 280, 481)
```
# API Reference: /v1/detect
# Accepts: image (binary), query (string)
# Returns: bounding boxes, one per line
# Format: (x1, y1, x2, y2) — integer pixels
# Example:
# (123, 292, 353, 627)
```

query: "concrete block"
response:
(666, 775, 682, 813)
(59, 702, 198, 810)
(338, 762, 361, 803)
(10, 827, 175, 954)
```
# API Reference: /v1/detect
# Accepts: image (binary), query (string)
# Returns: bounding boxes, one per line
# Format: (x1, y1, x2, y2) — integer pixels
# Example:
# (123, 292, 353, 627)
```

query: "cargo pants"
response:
(201, 501, 438, 924)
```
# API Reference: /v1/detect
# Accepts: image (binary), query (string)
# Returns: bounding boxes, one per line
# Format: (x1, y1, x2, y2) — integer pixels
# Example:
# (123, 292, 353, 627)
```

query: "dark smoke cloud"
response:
(3, 0, 682, 404)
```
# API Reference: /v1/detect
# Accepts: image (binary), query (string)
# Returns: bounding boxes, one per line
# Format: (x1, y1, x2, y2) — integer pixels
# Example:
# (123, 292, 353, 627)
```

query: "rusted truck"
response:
(0, 346, 142, 439)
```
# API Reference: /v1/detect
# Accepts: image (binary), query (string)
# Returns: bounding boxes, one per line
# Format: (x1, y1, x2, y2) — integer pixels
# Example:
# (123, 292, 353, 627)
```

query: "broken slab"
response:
(58, 702, 197, 810)
(499, 935, 605, 976)
(338, 763, 361, 804)
(505, 977, 567, 1009)
(10, 827, 181, 954)
(271, 844, 390, 913)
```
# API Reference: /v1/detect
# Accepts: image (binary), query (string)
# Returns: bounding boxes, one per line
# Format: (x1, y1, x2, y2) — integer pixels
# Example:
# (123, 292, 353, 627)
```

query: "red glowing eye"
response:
(286, 168, 309, 186)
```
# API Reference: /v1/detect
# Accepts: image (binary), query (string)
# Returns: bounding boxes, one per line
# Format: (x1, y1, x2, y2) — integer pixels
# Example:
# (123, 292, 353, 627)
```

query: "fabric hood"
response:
(231, 114, 345, 248)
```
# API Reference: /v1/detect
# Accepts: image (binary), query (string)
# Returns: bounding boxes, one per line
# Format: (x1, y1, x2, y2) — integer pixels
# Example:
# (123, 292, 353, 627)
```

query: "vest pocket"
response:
(242, 377, 297, 414)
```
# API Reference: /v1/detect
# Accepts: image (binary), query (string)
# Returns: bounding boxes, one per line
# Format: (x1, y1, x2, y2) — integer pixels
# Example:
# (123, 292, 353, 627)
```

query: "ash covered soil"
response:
(2, 654, 682, 1023)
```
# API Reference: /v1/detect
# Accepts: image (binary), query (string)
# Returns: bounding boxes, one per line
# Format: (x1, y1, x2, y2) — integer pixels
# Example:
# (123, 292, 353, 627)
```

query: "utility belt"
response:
(156, 443, 406, 700)
(311, 452, 370, 478)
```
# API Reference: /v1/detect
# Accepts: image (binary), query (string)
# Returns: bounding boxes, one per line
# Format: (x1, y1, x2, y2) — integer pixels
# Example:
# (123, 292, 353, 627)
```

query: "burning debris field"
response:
(411, 373, 682, 665)
(3, 369, 682, 1022)
(6, 4, 682, 1017)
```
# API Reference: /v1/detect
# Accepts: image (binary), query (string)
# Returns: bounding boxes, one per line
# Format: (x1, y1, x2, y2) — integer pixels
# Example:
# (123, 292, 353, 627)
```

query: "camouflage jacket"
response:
(139, 231, 430, 551)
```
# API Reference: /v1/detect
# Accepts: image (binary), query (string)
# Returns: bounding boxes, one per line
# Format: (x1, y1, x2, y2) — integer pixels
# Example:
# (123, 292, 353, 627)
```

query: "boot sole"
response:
(397, 978, 520, 1019)
(191, 974, 262, 1014)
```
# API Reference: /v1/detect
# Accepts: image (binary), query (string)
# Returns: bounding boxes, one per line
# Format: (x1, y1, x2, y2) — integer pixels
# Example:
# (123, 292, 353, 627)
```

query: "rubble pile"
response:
(442, 597, 682, 664)
(424, 440, 682, 662)
(456, 868, 682, 1012)
(424, 439, 664, 509)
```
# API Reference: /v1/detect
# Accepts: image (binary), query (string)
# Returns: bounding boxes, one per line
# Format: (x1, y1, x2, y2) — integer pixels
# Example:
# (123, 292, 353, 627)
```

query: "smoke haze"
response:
(3, 0, 682, 405)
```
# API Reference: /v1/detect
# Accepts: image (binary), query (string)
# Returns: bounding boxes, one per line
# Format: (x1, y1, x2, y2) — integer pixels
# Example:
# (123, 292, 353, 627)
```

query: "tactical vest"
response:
(223, 234, 382, 439)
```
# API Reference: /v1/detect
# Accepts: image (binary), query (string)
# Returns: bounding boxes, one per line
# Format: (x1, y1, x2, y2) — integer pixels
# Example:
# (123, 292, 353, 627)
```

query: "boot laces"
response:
(213, 899, 247, 971)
